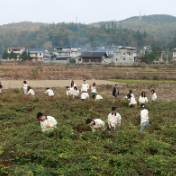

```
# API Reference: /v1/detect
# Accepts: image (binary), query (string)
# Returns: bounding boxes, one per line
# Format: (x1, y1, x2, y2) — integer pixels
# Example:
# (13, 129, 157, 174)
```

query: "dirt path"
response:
(1, 80, 119, 89)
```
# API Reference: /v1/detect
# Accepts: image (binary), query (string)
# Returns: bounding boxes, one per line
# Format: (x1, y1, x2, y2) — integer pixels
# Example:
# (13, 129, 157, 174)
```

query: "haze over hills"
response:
(93, 14, 176, 42)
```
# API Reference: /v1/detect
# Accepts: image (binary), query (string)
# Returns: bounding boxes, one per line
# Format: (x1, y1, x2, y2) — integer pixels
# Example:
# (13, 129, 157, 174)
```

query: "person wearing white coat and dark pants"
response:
(140, 104, 149, 132)
(23, 81, 28, 94)
(27, 86, 35, 97)
(86, 118, 106, 132)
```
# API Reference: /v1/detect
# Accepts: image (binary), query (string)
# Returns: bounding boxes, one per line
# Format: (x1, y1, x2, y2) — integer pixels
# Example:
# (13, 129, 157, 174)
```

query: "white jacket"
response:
(95, 95, 103, 100)
(140, 109, 149, 124)
(129, 97, 137, 105)
(40, 116, 58, 132)
(81, 92, 89, 100)
(45, 89, 54, 96)
(27, 89, 35, 96)
(73, 90, 79, 97)
(139, 96, 148, 104)
(23, 84, 28, 94)
(91, 86, 96, 93)
(108, 112, 121, 127)
(81, 83, 89, 92)
(152, 93, 157, 101)
(90, 119, 106, 132)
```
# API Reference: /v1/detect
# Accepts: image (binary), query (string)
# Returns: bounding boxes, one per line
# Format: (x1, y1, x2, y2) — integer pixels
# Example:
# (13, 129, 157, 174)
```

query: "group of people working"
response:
(0, 80, 156, 133)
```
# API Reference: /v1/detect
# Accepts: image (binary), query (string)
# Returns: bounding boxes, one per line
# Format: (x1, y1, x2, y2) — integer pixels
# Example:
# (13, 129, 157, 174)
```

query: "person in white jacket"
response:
(45, 88, 54, 97)
(86, 118, 106, 132)
(73, 87, 79, 97)
(151, 89, 157, 102)
(140, 104, 149, 132)
(128, 94, 137, 108)
(81, 79, 89, 93)
(27, 86, 35, 97)
(108, 107, 121, 131)
(23, 81, 28, 94)
(94, 94, 103, 100)
(81, 92, 89, 101)
(0, 82, 3, 94)
(70, 80, 76, 87)
(37, 112, 58, 132)
(125, 90, 134, 99)
(91, 83, 97, 97)
(66, 86, 73, 96)
(139, 92, 148, 104)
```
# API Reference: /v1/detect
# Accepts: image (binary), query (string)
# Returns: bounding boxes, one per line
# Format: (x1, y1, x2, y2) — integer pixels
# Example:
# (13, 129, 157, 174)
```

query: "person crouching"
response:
(37, 112, 58, 132)
(86, 118, 106, 132)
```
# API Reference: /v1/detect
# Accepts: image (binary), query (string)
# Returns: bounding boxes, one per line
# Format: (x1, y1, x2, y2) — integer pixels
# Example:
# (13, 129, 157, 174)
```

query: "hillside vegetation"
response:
(0, 89, 176, 175)
(0, 20, 165, 55)
(94, 15, 176, 44)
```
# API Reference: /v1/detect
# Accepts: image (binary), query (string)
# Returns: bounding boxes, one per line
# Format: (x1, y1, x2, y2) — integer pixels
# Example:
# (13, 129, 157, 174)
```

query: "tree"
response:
(151, 46, 162, 59)
(2, 51, 9, 60)
(43, 41, 53, 50)
(20, 51, 30, 61)
(9, 51, 17, 60)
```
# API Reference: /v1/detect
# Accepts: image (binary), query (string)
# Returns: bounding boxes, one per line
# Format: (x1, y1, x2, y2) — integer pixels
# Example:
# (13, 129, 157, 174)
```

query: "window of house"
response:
(78, 58, 81, 61)
(123, 58, 125, 61)
(116, 58, 118, 61)
(123, 53, 126, 56)
(40, 53, 42, 56)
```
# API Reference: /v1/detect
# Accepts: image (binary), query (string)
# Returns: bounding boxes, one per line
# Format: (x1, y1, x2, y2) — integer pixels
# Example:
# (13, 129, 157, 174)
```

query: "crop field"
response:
(0, 88, 176, 175)
(1, 63, 176, 80)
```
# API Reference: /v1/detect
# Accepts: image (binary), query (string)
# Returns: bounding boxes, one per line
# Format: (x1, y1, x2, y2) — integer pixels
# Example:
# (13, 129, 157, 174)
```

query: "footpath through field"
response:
(1, 80, 120, 89)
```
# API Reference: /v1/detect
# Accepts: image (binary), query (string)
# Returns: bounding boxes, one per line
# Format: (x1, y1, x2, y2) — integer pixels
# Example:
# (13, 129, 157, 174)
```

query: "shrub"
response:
(153, 75, 159, 80)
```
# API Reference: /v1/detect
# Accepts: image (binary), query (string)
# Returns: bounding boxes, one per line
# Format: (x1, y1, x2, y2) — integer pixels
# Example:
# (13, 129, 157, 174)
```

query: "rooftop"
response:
(27, 49, 46, 52)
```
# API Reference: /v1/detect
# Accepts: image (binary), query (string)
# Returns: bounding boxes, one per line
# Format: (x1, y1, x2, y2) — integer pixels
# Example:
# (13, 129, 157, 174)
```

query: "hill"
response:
(93, 15, 176, 42)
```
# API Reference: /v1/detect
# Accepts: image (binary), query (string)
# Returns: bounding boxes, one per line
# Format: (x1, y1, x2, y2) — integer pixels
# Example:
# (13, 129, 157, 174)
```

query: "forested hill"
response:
(94, 15, 176, 41)
(0, 19, 167, 55)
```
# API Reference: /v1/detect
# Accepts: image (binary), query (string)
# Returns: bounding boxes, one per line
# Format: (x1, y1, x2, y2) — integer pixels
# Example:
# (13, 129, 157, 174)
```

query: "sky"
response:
(0, 0, 176, 25)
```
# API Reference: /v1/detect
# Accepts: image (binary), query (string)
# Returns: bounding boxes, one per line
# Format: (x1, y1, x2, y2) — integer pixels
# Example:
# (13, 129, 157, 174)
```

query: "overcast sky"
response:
(0, 0, 175, 25)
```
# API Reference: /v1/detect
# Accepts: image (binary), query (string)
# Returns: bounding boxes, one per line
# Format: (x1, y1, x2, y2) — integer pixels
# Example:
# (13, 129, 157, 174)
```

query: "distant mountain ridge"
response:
(92, 14, 176, 41)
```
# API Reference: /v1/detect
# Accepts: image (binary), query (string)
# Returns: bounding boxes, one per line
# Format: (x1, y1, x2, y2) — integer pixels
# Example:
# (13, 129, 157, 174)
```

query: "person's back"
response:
(45, 89, 54, 96)
(91, 119, 106, 132)
(140, 109, 149, 124)
(73, 89, 79, 97)
(81, 92, 89, 100)
(95, 94, 103, 100)
(28, 89, 35, 96)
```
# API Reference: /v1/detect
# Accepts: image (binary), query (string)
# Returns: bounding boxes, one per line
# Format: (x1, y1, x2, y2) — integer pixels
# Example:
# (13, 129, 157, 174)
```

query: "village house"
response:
(27, 49, 51, 62)
(113, 46, 137, 64)
(76, 52, 108, 64)
(7, 47, 25, 60)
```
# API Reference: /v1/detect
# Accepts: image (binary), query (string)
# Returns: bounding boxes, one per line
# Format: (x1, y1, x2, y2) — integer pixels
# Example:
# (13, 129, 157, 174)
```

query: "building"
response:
(76, 52, 108, 64)
(113, 46, 137, 64)
(173, 48, 176, 61)
(53, 47, 81, 58)
(27, 49, 51, 62)
(7, 47, 25, 60)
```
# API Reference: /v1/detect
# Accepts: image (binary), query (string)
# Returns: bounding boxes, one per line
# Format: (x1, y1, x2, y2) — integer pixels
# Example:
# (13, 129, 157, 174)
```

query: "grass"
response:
(0, 89, 176, 175)
(108, 79, 176, 84)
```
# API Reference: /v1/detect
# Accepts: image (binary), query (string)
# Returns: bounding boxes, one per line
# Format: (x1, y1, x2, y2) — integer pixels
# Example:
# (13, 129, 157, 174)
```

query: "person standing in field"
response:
(151, 89, 157, 102)
(112, 84, 119, 98)
(37, 112, 58, 132)
(139, 92, 148, 104)
(108, 107, 121, 132)
(128, 94, 137, 108)
(27, 86, 35, 97)
(70, 80, 76, 87)
(0, 82, 3, 94)
(86, 118, 106, 132)
(45, 88, 54, 97)
(23, 81, 28, 94)
(126, 90, 134, 98)
(81, 79, 89, 93)
(140, 104, 149, 132)
(73, 86, 79, 97)
(91, 83, 97, 97)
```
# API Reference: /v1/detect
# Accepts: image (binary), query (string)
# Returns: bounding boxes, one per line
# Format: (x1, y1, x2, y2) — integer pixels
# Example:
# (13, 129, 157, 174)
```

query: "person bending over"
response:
(86, 118, 106, 132)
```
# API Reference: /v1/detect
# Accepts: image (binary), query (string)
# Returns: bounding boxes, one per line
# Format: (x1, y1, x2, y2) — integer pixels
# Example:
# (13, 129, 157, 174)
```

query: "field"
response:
(0, 87, 176, 175)
(0, 63, 176, 175)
